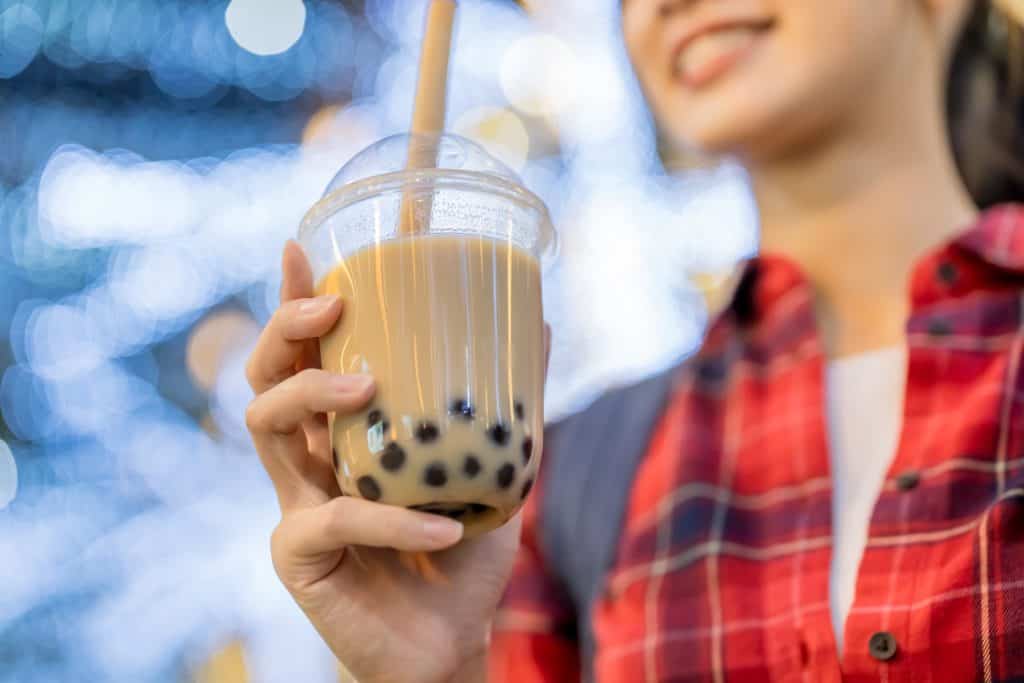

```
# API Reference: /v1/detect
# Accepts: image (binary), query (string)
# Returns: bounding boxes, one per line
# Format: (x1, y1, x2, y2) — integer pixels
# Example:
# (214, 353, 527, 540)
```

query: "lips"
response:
(672, 18, 774, 88)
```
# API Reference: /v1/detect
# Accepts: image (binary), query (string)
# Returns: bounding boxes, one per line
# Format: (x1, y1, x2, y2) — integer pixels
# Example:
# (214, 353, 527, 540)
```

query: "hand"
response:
(245, 242, 547, 683)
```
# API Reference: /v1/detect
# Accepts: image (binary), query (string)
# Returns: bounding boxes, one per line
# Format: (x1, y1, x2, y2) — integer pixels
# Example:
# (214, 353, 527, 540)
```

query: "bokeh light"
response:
(453, 106, 530, 171)
(187, 310, 260, 393)
(500, 33, 578, 118)
(301, 104, 344, 145)
(225, 0, 307, 56)
(0, 439, 16, 510)
(0, 3, 43, 78)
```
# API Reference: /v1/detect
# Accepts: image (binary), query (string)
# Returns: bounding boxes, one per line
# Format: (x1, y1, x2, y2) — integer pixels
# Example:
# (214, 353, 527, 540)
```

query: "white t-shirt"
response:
(825, 346, 907, 653)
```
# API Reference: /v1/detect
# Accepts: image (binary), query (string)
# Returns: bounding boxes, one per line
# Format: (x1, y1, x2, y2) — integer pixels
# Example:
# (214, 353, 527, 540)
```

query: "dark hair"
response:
(948, 1, 1024, 207)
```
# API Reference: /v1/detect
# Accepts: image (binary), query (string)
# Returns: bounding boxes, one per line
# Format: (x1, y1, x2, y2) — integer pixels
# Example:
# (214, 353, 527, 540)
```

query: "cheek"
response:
(775, 0, 908, 101)
(653, 13, 887, 155)
(767, 8, 901, 126)
(653, 39, 817, 153)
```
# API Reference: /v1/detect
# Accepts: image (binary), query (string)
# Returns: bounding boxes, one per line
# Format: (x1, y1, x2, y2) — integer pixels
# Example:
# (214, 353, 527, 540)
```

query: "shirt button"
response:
(896, 470, 921, 491)
(936, 261, 958, 286)
(868, 631, 898, 661)
(928, 318, 952, 337)
(698, 358, 727, 383)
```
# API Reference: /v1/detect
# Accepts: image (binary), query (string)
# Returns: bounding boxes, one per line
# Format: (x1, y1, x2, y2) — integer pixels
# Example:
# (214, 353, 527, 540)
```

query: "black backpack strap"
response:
(540, 365, 681, 681)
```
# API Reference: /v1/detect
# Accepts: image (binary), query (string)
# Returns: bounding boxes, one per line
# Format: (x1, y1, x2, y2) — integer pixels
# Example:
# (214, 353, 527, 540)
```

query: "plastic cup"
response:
(298, 133, 556, 539)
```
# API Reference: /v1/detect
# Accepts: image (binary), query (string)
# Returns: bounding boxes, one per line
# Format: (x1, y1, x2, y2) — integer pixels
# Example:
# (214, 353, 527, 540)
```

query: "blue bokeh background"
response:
(0, 1, 756, 680)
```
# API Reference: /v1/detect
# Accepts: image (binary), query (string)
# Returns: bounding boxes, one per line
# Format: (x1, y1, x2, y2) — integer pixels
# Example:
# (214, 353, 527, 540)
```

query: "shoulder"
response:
(532, 361, 693, 609)
(543, 337, 741, 452)
(538, 360, 692, 535)
(545, 365, 683, 451)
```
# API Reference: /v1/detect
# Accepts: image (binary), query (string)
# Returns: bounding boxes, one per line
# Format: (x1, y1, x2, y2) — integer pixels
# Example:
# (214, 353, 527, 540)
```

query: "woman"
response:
(243, 0, 1024, 680)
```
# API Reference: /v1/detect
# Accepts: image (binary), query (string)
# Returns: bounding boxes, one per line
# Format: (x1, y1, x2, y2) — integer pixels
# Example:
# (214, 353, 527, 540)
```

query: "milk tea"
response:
(317, 234, 545, 538)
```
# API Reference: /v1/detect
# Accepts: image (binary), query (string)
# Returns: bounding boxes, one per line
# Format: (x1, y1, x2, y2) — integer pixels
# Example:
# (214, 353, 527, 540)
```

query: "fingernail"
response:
(421, 517, 463, 545)
(299, 295, 337, 315)
(333, 374, 374, 393)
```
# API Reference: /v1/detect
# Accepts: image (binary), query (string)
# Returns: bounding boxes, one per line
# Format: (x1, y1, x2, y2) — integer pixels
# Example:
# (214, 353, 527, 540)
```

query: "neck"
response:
(748, 91, 977, 357)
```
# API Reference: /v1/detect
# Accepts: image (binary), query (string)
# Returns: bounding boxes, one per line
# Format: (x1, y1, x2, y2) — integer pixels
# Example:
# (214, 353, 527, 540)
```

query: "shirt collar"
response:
(953, 204, 1024, 274)
(720, 203, 1024, 326)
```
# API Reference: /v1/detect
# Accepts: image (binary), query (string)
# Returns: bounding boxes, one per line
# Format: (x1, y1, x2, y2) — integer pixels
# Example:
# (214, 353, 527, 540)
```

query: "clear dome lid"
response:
(298, 133, 557, 271)
(324, 132, 522, 192)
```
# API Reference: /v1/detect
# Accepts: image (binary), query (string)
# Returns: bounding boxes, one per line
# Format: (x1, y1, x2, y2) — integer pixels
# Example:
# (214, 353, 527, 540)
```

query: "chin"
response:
(659, 83, 834, 162)
(663, 109, 781, 160)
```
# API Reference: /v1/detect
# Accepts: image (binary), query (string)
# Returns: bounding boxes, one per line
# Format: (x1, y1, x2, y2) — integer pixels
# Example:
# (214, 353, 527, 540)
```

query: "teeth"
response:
(676, 27, 758, 81)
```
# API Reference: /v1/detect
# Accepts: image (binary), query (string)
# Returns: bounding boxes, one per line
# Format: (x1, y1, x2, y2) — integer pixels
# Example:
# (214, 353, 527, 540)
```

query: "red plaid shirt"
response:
(491, 204, 1024, 682)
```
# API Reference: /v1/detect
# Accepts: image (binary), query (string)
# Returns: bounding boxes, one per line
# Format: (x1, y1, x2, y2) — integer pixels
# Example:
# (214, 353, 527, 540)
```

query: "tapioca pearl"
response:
(488, 423, 511, 447)
(424, 462, 449, 487)
(450, 398, 475, 420)
(357, 475, 382, 501)
(496, 463, 516, 490)
(462, 454, 482, 478)
(380, 443, 407, 472)
(469, 503, 489, 514)
(520, 478, 534, 501)
(415, 421, 441, 444)
(514, 401, 525, 421)
(521, 437, 533, 465)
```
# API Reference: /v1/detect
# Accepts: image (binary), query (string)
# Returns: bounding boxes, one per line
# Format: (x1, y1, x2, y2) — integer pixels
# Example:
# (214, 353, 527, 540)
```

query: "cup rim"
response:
(297, 168, 558, 263)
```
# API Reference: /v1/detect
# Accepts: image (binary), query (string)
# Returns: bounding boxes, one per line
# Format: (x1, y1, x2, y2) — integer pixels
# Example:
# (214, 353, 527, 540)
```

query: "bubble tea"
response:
(298, 134, 556, 539)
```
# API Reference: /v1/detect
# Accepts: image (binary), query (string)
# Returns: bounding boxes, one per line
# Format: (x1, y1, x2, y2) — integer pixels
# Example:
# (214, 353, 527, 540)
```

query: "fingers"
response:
(247, 370, 374, 510)
(246, 370, 374, 436)
(245, 242, 328, 393)
(281, 241, 323, 374)
(274, 497, 465, 561)
(281, 240, 314, 303)
(246, 294, 343, 393)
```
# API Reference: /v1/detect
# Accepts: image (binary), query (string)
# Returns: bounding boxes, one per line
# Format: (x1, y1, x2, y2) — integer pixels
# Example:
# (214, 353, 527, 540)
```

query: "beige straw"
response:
(397, 0, 460, 581)
(398, 0, 458, 235)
